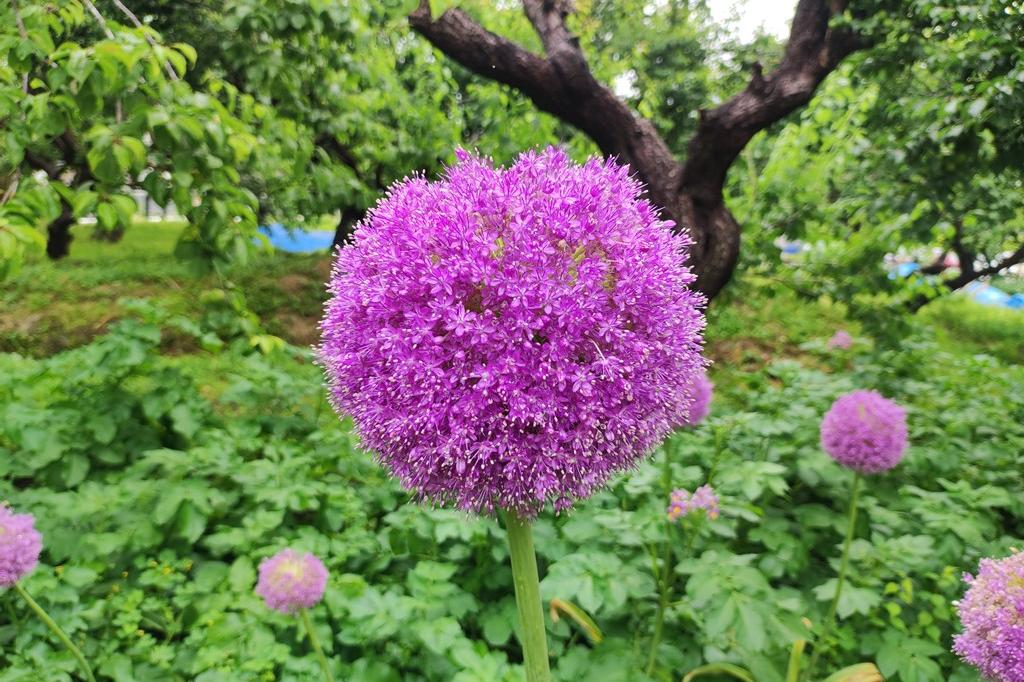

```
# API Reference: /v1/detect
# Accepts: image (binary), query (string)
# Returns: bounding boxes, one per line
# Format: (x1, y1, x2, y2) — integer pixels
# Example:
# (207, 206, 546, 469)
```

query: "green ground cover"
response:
(1, 234, 1022, 681)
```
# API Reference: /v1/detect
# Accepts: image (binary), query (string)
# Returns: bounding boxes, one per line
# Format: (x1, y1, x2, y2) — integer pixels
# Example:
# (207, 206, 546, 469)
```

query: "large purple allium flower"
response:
(682, 370, 712, 427)
(0, 505, 42, 586)
(819, 390, 908, 473)
(255, 549, 328, 614)
(954, 551, 1024, 682)
(320, 147, 707, 517)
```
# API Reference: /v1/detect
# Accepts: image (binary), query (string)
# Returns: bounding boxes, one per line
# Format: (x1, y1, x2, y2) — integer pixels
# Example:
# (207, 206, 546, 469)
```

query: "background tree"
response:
(410, 0, 863, 298)
(729, 0, 1023, 324)
(0, 0, 260, 274)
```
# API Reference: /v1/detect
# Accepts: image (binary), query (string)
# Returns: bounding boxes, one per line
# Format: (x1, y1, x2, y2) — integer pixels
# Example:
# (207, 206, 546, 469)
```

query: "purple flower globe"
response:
(954, 551, 1024, 682)
(255, 549, 328, 614)
(0, 505, 42, 587)
(682, 370, 713, 426)
(827, 330, 853, 350)
(819, 390, 908, 473)
(320, 147, 707, 517)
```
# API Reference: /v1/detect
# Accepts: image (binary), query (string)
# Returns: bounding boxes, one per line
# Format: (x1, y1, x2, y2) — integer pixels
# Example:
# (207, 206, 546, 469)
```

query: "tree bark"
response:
(46, 202, 76, 259)
(410, 0, 862, 299)
(332, 206, 365, 250)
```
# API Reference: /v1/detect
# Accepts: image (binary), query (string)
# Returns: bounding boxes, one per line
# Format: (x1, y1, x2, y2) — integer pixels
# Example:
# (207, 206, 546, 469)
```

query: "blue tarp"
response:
(895, 262, 920, 277)
(963, 281, 1024, 311)
(259, 223, 335, 253)
(890, 263, 1022, 310)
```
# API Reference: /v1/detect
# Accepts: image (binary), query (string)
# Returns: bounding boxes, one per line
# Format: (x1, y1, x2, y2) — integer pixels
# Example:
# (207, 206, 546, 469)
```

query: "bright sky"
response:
(707, 0, 798, 41)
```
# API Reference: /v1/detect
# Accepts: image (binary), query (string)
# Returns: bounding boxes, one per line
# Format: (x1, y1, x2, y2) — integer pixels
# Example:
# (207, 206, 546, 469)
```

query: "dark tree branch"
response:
(24, 150, 61, 179)
(943, 242, 1024, 292)
(919, 250, 948, 275)
(410, 0, 865, 298)
(314, 133, 360, 171)
(679, 0, 861, 199)
(410, 0, 681, 210)
(522, 0, 579, 58)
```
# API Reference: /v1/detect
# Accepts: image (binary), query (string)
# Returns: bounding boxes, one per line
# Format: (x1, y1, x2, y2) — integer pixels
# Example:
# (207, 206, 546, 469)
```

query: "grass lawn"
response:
(4, 220, 1022, 367)
(3, 220, 331, 356)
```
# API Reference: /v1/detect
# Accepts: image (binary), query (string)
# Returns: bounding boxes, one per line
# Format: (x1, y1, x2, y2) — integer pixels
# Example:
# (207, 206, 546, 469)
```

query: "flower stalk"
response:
(646, 446, 676, 675)
(505, 512, 551, 682)
(804, 471, 862, 681)
(14, 583, 96, 682)
(299, 608, 334, 682)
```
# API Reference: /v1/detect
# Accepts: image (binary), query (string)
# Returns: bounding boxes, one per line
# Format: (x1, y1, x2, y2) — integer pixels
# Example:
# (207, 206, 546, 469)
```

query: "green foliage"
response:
(732, 0, 1024, 319)
(0, 0, 261, 276)
(2, 279, 1021, 680)
(195, 0, 465, 221)
(919, 295, 1024, 364)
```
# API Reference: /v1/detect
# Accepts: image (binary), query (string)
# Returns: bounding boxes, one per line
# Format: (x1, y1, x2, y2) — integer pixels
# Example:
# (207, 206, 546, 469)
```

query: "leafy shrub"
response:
(1, 301, 1021, 680)
(921, 295, 1024, 364)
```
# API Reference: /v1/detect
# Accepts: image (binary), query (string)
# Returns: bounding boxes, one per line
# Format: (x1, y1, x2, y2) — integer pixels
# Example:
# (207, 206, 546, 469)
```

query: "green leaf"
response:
(175, 501, 207, 543)
(682, 663, 755, 682)
(549, 598, 603, 644)
(96, 202, 119, 230)
(822, 663, 884, 682)
(228, 556, 256, 593)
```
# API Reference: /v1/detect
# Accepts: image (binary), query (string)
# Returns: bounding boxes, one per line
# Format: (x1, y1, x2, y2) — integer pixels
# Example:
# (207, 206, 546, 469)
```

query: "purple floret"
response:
(682, 370, 712, 426)
(319, 147, 707, 517)
(954, 551, 1024, 682)
(667, 484, 719, 521)
(0, 504, 42, 586)
(820, 390, 908, 473)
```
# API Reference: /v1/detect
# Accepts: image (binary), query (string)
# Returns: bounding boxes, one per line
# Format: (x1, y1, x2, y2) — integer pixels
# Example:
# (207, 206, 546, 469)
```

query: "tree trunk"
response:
(675, 194, 742, 299)
(331, 206, 365, 250)
(409, 0, 863, 300)
(46, 203, 75, 260)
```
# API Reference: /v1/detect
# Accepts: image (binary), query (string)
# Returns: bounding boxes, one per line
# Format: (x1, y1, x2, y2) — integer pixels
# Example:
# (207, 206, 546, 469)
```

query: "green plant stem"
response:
(299, 608, 335, 682)
(803, 472, 862, 682)
(646, 446, 675, 675)
(646, 517, 673, 675)
(14, 583, 96, 682)
(505, 511, 552, 682)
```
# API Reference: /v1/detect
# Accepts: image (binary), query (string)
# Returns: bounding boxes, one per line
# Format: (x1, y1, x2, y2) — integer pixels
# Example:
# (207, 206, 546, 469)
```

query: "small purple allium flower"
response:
(320, 147, 707, 517)
(953, 551, 1024, 682)
(667, 485, 719, 521)
(820, 390, 908, 473)
(682, 370, 713, 426)
(827, 330, 853, 350)
(0, 505, 42, 587)
(255, 549, 328, 614)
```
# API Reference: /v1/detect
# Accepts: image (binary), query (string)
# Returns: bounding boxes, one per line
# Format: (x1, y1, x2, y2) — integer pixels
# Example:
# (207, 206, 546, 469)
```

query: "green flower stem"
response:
(804, 471, 862, 682)
(505, 512, 552, 682)
(14, 582, 96, 682)
(299, 608, 335, 682)
(646, 445, 676, 675)
(645, 517, 673, 675)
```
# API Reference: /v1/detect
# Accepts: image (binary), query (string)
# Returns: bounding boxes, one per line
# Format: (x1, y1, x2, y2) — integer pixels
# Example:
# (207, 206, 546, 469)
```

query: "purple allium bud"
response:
(0, 504, 42, 586)
(319, 148, 707, 517)
(953, 551, 1024, 682)
(667, 485, 719, 521)
(827, 330, 854, 350)
(681, 370, 713, 427)
(255, 549, 328, 614)
(820, 390, 908, 473)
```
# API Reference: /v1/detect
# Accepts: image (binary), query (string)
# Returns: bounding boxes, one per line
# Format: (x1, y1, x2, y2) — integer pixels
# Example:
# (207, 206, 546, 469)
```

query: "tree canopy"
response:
(1, 0, 1021, 313)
